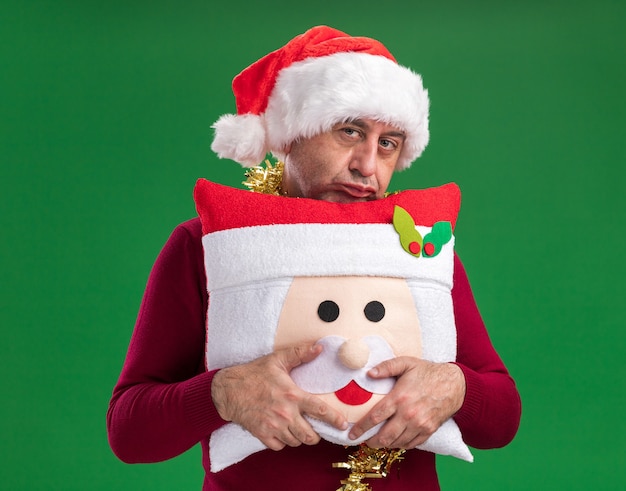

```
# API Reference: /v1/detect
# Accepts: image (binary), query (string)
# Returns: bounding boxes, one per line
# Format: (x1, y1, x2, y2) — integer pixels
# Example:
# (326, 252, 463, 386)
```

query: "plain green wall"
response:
(2, 1, 624, 489)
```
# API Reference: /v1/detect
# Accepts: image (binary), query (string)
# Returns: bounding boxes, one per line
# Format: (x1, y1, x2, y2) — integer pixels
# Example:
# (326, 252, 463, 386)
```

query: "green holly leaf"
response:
(392, 206, 423, 256)
(422, 221, 452, 257)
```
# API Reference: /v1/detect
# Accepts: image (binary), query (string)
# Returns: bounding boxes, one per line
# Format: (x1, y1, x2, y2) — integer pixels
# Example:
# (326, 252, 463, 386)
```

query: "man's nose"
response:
(349, 139, 378, 177)
(338, 338, 370, 369)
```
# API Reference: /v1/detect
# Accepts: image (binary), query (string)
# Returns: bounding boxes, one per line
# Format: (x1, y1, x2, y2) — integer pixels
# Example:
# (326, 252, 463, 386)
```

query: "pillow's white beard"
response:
(209, 415, 472, 473)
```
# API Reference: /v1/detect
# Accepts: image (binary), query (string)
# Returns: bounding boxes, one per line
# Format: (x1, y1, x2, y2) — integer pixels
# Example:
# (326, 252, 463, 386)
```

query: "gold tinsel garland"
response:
(243, 159, 285, 195)
(243, 160, 405, 489)
(333, 444, 406, 491)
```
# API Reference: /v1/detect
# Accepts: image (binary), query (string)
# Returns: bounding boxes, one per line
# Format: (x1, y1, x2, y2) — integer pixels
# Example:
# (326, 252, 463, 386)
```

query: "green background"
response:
(2, 0, 624, 489)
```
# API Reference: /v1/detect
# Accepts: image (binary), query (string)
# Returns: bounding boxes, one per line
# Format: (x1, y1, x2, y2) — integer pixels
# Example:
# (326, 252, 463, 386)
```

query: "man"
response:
(107, 26, 521, 490)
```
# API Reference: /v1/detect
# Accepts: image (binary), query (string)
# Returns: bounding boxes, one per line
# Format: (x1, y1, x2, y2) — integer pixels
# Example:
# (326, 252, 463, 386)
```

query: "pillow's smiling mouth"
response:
(334, 380, 373, 405)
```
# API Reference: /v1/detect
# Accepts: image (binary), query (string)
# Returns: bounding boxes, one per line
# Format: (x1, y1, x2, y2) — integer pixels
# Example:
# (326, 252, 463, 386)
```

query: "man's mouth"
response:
(324, 183, 377, 202)
(338, 184, 376, 199)
(334, 380, 373, 405)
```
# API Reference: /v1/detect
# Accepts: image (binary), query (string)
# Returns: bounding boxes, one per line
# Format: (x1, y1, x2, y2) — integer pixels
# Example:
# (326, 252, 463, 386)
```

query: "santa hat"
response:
(211, 25, 430, 170)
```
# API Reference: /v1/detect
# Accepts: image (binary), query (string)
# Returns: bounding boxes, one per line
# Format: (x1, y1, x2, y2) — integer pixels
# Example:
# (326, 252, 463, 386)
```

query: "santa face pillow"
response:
(194, 179, 472, 472)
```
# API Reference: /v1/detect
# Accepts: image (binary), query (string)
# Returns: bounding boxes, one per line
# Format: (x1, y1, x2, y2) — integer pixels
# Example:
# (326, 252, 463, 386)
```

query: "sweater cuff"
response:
(184, 370, 227, 436)
(451, 362, 485, 429)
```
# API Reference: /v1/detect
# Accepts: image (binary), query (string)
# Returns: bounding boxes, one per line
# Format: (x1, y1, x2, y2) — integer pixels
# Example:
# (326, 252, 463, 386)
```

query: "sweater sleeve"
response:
(107, 219, 226, 463)
(451, 254, 522, 449)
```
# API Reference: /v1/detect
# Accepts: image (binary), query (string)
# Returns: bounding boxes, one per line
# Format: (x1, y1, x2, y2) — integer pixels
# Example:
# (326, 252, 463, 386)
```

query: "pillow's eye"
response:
(364, 301, 385, 322)
(318, 300, 340, 322)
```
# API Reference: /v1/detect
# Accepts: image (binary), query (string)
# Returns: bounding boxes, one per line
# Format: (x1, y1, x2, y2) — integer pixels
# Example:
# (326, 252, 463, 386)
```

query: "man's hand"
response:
(211, 344, 348, 451)
(348, 357, 466, 449)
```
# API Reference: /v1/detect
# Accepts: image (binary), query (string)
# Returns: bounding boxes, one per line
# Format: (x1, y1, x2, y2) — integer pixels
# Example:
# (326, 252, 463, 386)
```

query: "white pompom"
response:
(211, 114, 268, 167)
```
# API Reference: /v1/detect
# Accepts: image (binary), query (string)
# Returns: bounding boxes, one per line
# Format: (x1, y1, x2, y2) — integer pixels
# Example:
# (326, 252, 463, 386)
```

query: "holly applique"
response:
(392, 206, 452, 258)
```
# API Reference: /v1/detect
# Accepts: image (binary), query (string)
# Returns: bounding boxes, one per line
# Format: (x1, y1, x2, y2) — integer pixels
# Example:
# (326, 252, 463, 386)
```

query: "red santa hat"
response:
(211, 25, 430, 170)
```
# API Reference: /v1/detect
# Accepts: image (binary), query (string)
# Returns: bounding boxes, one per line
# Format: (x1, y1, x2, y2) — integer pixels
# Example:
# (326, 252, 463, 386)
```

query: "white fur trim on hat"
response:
(266, 52, 429, 170)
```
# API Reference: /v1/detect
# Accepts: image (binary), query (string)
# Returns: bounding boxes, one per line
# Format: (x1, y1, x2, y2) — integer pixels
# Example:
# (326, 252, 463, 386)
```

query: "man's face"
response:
(282, 118, 405, 203)
(274, 276, 421, 422)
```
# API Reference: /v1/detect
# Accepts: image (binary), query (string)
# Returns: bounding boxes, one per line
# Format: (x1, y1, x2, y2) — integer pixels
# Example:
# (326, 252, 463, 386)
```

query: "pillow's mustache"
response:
(291, 335, 396, 395)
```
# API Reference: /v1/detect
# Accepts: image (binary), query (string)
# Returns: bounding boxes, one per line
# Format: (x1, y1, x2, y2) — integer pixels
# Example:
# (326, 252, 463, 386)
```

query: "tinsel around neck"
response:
(243, 159, 285, 195)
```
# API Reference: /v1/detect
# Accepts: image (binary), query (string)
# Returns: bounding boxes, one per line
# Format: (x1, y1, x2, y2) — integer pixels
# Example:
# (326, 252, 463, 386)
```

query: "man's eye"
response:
(380, 138, 396, 149)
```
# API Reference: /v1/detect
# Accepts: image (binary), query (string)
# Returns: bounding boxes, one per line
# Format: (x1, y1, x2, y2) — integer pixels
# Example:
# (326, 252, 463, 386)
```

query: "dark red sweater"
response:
(107, 218, 521, 490)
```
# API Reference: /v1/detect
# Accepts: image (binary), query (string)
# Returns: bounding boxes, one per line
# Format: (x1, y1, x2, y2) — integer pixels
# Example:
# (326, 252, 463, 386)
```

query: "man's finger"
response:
(366, 420, 404, 448)
(368, 356, 415, 378)
(406, 432, 429, 449)
(349, 398, 395, 440)
(287, 420, 321, 446)
(278, 344, 323, 371)
(301, 393, 348, 431)
(279, 426, 309, 448)
(264, 436, 287, 452)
